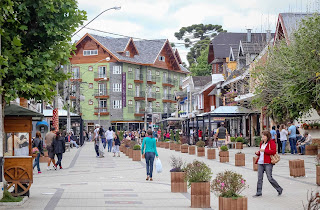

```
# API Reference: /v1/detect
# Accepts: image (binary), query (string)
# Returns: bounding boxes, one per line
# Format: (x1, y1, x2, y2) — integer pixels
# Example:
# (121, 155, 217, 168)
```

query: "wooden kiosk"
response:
(3, 104, 43, 196)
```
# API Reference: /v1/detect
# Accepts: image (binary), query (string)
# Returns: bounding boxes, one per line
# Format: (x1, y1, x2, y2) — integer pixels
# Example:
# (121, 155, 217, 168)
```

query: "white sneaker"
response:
(47, 167, 51, 171)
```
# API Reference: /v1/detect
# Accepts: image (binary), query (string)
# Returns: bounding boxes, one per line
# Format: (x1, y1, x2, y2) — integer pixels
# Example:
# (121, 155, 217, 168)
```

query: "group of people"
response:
(93, 125, 121, 158)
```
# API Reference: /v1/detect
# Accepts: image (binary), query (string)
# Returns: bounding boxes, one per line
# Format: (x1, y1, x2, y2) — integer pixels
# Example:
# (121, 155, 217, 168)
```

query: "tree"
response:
(174, 24, 226, 65)
(252, 14, 320, 123)
(189, 46, 211, 76)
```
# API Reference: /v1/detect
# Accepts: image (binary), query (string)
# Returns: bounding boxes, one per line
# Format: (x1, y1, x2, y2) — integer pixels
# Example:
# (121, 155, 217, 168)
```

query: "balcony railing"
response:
(94, 89, 108, 97)
(94, 72, 108, 81)
(147, 75, 156, 83)
(135, 91, 145, 98)
(94, 107, 109, 115)
(135, 73, 144, 81)
(163, 94, 174, 100)
(147, 92, 156, 99)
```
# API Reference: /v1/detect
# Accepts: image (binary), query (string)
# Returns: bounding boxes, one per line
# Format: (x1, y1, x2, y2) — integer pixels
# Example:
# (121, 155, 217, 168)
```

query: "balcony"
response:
(147, 92, 156, 101)
(94, 107, 109, 116)
(94, 89, 109, 99)
(134, 74, 144, 83)
(162, 94, 176, 103)
(153, 107, 162, 113)
(134, 91, 145, 101)
(147, 75, 156, 84)
(162, 77, 174, 87)
(134, 107, 145, 117)
(94, 72, 109, 82)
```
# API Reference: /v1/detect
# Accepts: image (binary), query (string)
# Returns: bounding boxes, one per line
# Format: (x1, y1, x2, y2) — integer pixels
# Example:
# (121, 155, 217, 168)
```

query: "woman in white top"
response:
(279, 124, 288, 155)
(105, 127, 114, 152)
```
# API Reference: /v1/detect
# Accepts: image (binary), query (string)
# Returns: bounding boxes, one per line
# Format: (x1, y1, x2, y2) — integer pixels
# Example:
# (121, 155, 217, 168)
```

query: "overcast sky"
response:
(75, 0, 319, 64)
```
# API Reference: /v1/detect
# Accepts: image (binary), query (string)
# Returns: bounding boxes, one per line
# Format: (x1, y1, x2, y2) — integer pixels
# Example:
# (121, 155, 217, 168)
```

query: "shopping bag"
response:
(99, 141, 104, 154)
(155, 158, 162, 173)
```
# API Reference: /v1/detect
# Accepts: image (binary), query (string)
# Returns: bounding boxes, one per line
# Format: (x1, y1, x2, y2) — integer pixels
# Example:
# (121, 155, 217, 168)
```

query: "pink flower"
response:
(217, 180, 220, 183)
(241, 180, 245, 184)
(221, 186, 224, 189)
(221, 182, 225, 187)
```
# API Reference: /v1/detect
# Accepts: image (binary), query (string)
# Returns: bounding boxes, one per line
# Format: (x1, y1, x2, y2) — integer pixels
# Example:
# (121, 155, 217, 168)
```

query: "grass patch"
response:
(0, 190, 23, 202)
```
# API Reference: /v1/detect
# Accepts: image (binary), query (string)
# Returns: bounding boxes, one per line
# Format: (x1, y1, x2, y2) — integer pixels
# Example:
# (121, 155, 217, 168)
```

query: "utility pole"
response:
(66, 64, 71, 133)
(0, 31, 4, 199)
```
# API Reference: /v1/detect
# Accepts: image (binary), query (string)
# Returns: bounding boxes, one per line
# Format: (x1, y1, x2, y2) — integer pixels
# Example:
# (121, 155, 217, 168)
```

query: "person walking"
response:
(141, 129, 159, 181)
(100, 126, 106, 149)
(279, 124, 288, 155)
(113, 134, 121, 157)
(53, 131, 65, 169)
(105, 127, 114, 152)
(288, 122, 298, 154)
(253, 130, 283, 197)
(276, 125, 282, 154)
(45, 127, 57, 170)
(33, 131, 44, 174)
(215, 122, 229, 151)
(88, 131, 92, 142)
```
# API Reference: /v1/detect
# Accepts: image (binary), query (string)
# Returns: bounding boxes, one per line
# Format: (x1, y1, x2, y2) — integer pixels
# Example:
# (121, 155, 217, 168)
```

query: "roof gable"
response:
(175, 49, 182, 64)
(153, 40, 181, 71)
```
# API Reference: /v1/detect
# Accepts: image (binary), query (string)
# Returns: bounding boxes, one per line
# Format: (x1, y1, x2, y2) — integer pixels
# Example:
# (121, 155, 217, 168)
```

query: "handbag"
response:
(269, 143, 280, 164)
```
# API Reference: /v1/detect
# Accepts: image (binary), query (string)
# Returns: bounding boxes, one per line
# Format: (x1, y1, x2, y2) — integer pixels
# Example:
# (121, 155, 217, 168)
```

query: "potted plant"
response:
(254, 136, 261, 147)
(306, 143, 318, 155)
(316, 156, 320, 186)
(184, 160, 212, 208)
(219, 145, 229, 163)
(211, 170, 248, 210)
(235, 151, 245, 166)
(235, 137, 244, 149)
(170, 156, 187, 192)
(175, 140, 181, 151)
(189, 145, 196, 155)
(128, 141, 136, 158)
(181, 144, 189, 153)
(230, 137, 236, 149)
(170, 140, 176, 150)
(196, 140, 205, 157)
(132, 145, 141, 161)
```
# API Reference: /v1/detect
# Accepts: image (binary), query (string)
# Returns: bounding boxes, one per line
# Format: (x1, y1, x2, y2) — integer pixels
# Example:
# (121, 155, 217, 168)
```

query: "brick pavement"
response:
(1, 142, 319, 210)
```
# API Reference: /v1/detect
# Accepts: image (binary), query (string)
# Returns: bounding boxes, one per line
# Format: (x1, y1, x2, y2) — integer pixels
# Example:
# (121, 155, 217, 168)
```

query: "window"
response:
(135, 68, 140, 80)
(88, 66, 93, 71)
(113, 83, 122, 92)
(128, 83, 133, 89)
(156, 71, 160, 76)
(71, 84, 76, 96)
(156, 87, 160, 92)
(88, 99, 93, 105)
(99, 83, 107, 95)
(126, 51, 130, 57)
(99, 100, 107, 108)
(113, 66, 122, 74)
(128, 67, 133, 72)
(83, 49, 98, 56)
(128, 100, 133, 105)
(159, 56, 165, 61)
(72, 67, 80, 79)
(88, 83, 93, 89)
(113, 100, 122, 109)
(156, 102, 160, 107)
(99, 66, 107, 78)
(71, 101, 76, 109)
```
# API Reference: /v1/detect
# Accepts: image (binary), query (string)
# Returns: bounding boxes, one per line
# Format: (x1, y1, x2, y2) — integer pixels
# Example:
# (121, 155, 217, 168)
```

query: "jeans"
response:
(289, 137, 297, 154)
(107, 139, 113, 152)
(70, 140, 79, 148)
(95, 144, 99, 156)
(145, 152, 155, 178)
(277, 140, 282, 154)
(281, 140, 287, 154)
(56, 153, 63, 167)
(33, 153, 40, 172)
(256, 164, 282, 195)
(102, 138, 106, 149)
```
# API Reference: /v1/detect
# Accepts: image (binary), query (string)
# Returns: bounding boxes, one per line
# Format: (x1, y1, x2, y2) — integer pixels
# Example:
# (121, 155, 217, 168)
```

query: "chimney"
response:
(246, 29, 252, 42)
(266, 30, 271, 42)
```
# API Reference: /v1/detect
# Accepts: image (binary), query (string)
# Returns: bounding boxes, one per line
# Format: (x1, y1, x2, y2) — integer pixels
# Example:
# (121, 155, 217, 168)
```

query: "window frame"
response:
(112, 83, 122, 92)
(113, 100, 122, 109)
(159, 56, 165, 61)
(113, 66, 122, 74)
(125, 51, 130, 57)
(128, 83, 133, 89)
(83, 49, 98, 56)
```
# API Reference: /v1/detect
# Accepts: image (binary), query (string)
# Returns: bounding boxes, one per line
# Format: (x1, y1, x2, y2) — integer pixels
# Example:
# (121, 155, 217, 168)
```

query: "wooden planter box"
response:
(197, 147, 205, 157)
(175, 144, 181, 151)
(305, 145, 318, 155)
(191, 182, 210, 208)
(156, 142, 161, 147)
(181, 145, 189, 153)
(219, 196, 247, 210)
(235, 142, 243, 149)
(235, 153, 245, 166)
(207, 149, 216, 159)
(132, 150, 141, 161)
(170, 142, 176, 150)
(289, 159, 305, 177)
(171, 172, 187, 193)
(253, 157, 258, 171)
(159, 142, 164, 148)
(219, 151, 229, 163)
(128, 149, 133, 158)
(189, 146, 196, 155)
(317, 166, 320, 186)
(125, 147, 129, 156)
(164, 142, 170, 149)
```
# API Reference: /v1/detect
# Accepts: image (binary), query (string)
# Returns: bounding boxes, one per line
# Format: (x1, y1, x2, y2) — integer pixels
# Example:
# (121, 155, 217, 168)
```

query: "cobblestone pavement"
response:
(1, 142, 319, 210)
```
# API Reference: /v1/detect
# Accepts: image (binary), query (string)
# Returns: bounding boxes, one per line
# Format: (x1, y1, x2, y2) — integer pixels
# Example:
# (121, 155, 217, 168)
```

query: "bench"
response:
(65, 142, 71, 152)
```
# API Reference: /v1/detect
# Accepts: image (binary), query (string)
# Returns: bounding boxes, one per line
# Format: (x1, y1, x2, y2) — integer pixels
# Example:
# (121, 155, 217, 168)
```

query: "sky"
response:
(74, 0, 320, 65)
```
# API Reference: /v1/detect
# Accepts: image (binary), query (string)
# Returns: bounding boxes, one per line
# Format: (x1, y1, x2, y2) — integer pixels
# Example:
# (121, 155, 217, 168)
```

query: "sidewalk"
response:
(1, 142, 318, 209)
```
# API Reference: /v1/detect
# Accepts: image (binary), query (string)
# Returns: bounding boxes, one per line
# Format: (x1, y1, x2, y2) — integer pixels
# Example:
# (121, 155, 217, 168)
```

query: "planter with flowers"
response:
(230, 137, 236, 149)
(170, 156, 187, 192)
(219, 146, 229, 163)
(164, 140, 170, 149)
(132, 145, 141, 161)
(170, 141, 176, 150)
(181, 144, 189, 153)
(235, 152, 245, 166)
(196, 141, 205, 157)
(211, 170, 248, 210)
(189, 145, 196, 155)
(185, 160, 212, 208)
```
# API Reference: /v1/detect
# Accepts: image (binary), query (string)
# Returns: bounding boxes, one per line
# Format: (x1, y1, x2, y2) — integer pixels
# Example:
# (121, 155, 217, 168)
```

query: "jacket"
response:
(255, 139, 277, 164)
(53, 136, 65, 154)
(32, 137, 44, 155)
(114, 138, 121, 146)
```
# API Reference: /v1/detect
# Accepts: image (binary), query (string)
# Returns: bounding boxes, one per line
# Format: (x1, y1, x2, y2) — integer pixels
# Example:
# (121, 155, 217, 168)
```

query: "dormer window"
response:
(83, 50, 98, 56)
(126, 51, 130, 57)
(159, 56, 165, 62)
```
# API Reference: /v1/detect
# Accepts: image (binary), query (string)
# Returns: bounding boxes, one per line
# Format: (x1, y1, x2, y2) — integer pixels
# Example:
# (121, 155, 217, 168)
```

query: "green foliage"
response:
(174, 24, 226, 65)
(0, 0, 86, 103)
(254, 136, 261, 147)
(189, 46, 212, 76)
(175, 130, 180, 143)
(119, 130, 124, 141)
(184, 160, 212, 188)
(0, 190, 23, 202)
(230, 137, 236, 142)
(236, 137, 244, 143)
(220, 145, 228, 151)
(252, 14, 320, 123)
(170, 130, 175, 141)
(133, 144, 141, 150)
(211, 170, 248, 198)
(196, 140, 205, 147)
(62, 103, 76, 113)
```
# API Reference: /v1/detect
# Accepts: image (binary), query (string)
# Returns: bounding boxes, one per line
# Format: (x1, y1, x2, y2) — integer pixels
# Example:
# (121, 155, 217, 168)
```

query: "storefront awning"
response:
(202, 106, 258, 117)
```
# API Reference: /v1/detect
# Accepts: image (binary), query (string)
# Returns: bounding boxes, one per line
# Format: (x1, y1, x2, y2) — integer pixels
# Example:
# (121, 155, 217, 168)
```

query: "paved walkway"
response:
(1, 142, 319, 209)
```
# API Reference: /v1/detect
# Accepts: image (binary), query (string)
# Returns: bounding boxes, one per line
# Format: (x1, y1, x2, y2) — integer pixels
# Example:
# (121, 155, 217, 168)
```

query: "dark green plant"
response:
(254, 136, 261, 147)
(220, 145, 228, 151)
(230, 137, 236, 142)
(119, 130, 124, 141)
(170, 130, 175, 141)
(175, 130, 180, 143)
(184, 160, 212, 188)
(211, 170, 248, 198)
(236, 137, 244, 143)
(196, 140, 205, 147)
(133, 144, 141, 150)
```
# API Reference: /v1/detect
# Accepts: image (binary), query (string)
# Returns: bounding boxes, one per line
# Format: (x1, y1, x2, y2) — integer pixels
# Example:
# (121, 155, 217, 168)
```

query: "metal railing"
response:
(135, 91, 145, 98)
(94, 89, 108, 96)
(94, 72, 108, 79)
(135, 73, 144, 80)
(147, 75, 156, 82)
(94, 107, 108, 113)
(147, 92, 156, 98)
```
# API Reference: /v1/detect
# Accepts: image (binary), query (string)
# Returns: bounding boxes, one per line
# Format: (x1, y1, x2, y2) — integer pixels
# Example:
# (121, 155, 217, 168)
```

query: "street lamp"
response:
(72, 6, 121, 38)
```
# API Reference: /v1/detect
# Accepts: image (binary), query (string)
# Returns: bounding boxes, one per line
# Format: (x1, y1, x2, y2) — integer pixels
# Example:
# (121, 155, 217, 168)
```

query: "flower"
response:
(221, 182, 225, 187)
(241, 180, 245, 184)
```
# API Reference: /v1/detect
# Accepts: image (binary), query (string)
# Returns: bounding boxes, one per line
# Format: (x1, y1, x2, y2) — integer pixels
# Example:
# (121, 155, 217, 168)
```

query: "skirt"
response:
(112, 145, 120, 153)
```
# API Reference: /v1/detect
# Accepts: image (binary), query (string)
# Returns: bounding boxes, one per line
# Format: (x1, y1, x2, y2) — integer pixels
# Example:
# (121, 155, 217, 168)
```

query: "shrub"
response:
(220, 145, 228, 151)
(133, 144, 141, 150)
(184, 160, 212, 188)
(0, 190, 23, 202)
(169, 155, 185, 172)
(175, 130, 180, 142)
(254, 136, 261, 147)
(170, 130, 175, 141)
(211, 170, 248, 198)
(230, 137, 236, 142)
(236, 137, 244, 143)
(129, 141, 136, 149)
(196, 140, 205, 147)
